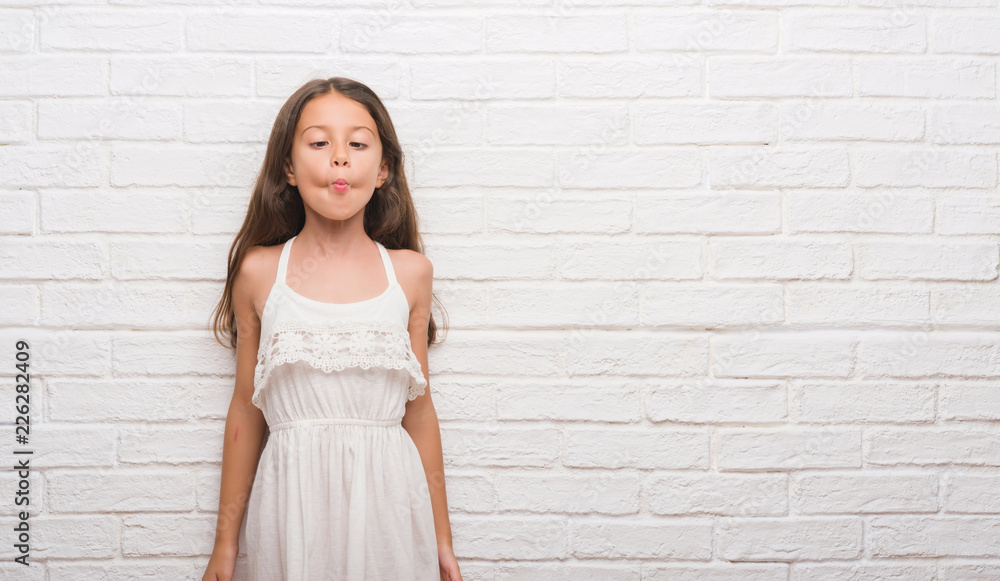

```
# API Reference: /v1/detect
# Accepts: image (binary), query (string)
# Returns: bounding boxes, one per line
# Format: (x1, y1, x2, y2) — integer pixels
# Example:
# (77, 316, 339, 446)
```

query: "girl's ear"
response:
(284, 157, 297, 187)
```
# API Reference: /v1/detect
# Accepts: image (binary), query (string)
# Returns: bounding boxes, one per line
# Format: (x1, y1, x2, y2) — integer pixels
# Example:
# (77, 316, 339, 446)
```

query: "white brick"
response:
(637, 192, 781, 234)
(48, 562, 198, 579)
(255, 57, 404, 99)
(427, 241, 556, 279)
(644, 563, 788, 581)
(41, 9, 183, 51)
(0, 284, 37, 325)
(641, 283, 783, 327)
(340, 15, 479, 53)
(930, 104, 1000, 145)
(429, 472, 493, 514)
(565, 331, 708, 377)
(713, 331, 856, 378)
(416, 148, 552, 187)
(110, 55, 251, 97)
(0, 100, 31, 143)
(857, 57, 995, 98)
(709, 147, 850, 188)
(0, 189, 34, 233)
(571, 516, 712, 560)
(788, 190, 934, 233)
(558, 58, 701, 98)
(794, 563, 937, 581)
(635, 12, 778, 52)
(452, 515, 566, 559)
(647, 472, 787, 516)
(866, 426, 1000, 466)
(486, 15, 627, 53)
(709, 56, 852, 97)
(858, 331, 1000, 378)
(0, 145, 102, 188)
(0, 9, 32, 53)
(495, 472, 639, 514)
(792, 470, 938, 513)
(795, 381, 935, 423)
(495, 562, 639, 581)
(411, 58, 555, 100)
(112, 333, 232, 376)
(636, 102, 777, 145)
(718, 517, 863, 560)
(32, 515, 116, 559)
(563, 427, 709, 469)
(497, 382, 640, 422)
(646, 379, 786, 423)
(941, 382, 1000, 421)
(711, 238, 852, 280)
(46, 469, 196, 512)
(431, 330, 562, 377)
(933, 282, 1000, 326)
(40, 189, 188, 233)
(38, 98, 180, 140)
(442, 427, 559, 468)
(558, 149, 702, 189)
(187, 12, 336, 52)
(486, 192, 630, 234)
(0, 236, 103, 279)
(21, 425, 116, 468)
(788, 284, 930, 326)
(785, 11, 926, 53)
(870, 516, 1000, 557)
(938, 194, 1000, 234)
(487, 104, 628, 146)
(119, 424, 222, 464)
(781, 101, 924, 141)
(191, 188, 254, 235)
(855, 148, 997, 189)
(856, 240, 998, 280)
(932, 15, 1000, 54)
(49, 377, 230, 422)
(718, 427, 863, 470)
(940, 562, 1000, 580)
(109, 238, 227, 279)
(0, 55, 107, 96)
(489, 282, 637, 326)
(110, 144, 261, 187)
(41, 282, 221, 328)
(121, 514, 215, 557)
(559, 240, 703, 280)
(0, 328, 110, 376)
(944, 472, 1000, 513)
(184, 99, 279, 143)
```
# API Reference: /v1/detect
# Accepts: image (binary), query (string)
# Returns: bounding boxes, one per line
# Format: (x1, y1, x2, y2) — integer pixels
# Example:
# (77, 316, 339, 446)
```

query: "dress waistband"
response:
(268, 417, 402, 431)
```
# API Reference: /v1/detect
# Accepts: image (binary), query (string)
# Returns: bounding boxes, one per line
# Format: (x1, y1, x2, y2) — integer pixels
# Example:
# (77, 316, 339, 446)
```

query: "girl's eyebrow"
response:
(301, 124, 375, 137)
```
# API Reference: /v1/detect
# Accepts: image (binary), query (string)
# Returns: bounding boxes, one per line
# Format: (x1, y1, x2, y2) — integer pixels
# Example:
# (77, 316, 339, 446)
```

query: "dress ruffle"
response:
(253, 318, 427, 408)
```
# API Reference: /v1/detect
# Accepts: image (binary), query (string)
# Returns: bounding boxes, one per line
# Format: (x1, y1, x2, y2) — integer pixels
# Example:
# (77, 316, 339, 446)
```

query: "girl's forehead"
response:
(299, 94, 375, 130)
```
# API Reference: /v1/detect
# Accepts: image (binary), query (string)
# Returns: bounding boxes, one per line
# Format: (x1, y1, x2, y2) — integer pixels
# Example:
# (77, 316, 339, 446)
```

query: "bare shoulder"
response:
(237, 243, 283, 322)
(385, 247, 433, 310)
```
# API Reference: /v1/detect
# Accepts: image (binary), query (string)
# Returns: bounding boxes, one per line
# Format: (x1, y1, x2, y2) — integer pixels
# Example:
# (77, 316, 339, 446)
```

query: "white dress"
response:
(244, 234, 438, 580)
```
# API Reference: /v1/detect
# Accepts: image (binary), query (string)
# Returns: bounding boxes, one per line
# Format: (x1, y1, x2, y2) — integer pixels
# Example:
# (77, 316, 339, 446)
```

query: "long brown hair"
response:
(210, 77, 448, 350)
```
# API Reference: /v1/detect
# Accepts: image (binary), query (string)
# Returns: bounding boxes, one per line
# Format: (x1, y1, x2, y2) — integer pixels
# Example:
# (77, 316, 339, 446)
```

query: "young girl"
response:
(202, 77, 462, 581)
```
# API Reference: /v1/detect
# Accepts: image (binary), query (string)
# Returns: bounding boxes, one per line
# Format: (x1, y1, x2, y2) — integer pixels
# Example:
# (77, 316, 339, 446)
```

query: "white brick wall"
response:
(1, 2, 999, 579)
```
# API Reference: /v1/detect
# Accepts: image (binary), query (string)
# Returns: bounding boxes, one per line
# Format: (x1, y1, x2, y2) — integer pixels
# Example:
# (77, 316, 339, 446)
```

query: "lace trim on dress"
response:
(252, 318, 427, 408)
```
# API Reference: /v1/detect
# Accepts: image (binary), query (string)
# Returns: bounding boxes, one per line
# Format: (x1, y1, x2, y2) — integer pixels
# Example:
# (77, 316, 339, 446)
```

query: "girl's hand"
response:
(438, 544, 463, 581)
(202, 541, 238, 581)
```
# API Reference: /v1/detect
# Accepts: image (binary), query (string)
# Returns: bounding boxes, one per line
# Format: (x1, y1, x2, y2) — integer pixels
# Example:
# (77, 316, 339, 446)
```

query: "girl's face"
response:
(284, 92, 388, 223)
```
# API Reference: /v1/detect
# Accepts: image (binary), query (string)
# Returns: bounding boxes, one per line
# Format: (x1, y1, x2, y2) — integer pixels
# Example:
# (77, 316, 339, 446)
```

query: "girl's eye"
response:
(310, 142, 367, 149)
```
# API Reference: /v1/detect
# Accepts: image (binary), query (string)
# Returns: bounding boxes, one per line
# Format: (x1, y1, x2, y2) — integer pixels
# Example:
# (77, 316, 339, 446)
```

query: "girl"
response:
(202, 77, 462, 581)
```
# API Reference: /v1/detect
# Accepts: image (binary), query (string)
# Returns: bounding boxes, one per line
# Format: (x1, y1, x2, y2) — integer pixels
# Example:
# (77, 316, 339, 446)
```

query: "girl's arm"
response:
(207, 252, 269, 567)
(400, 255, 455, 553)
